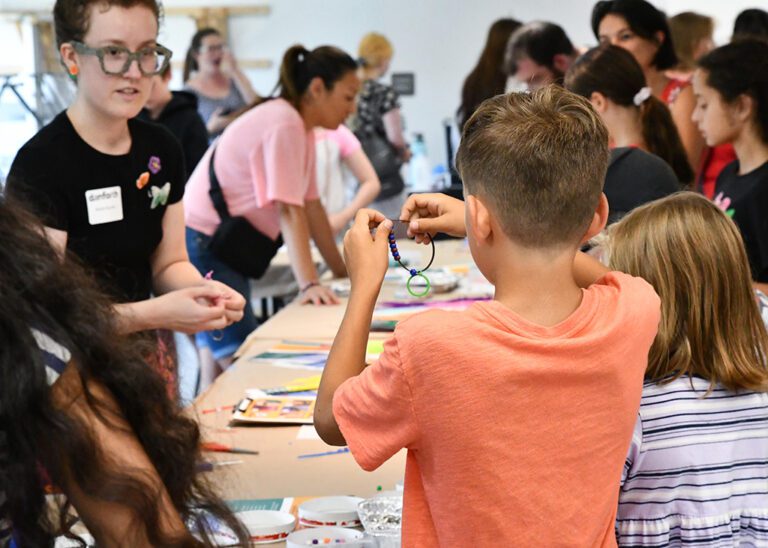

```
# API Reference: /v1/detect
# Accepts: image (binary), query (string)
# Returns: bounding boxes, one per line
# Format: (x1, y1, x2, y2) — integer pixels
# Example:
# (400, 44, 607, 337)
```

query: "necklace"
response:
(388, 224, 435, 297)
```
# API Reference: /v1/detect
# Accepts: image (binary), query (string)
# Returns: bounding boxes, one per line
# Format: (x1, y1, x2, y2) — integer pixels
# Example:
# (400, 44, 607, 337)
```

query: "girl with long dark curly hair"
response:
(0, 197, 249, 546)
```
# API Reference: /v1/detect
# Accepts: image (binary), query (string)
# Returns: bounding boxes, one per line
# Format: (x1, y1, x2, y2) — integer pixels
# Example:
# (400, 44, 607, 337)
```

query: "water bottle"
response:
(408, 133, 432, 192)
(432, 164, 449, 190)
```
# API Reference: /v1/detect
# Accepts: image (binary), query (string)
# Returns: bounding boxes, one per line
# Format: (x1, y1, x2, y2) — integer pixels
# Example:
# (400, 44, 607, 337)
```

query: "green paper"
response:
(227, 498, 285, 512)
(366, 340, 385, 355)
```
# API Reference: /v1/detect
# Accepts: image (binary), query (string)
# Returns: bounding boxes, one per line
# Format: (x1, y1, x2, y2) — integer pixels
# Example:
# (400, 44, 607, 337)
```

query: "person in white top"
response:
(314, 124, 380, 235)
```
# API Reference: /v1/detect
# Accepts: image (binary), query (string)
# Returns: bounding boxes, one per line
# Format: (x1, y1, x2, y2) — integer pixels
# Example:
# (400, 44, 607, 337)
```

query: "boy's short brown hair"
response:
(456, 85, 609, 248)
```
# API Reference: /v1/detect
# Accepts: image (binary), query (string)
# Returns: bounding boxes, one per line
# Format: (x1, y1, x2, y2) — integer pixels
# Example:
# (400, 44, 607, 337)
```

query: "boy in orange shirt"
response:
(315, 86, 661, 546)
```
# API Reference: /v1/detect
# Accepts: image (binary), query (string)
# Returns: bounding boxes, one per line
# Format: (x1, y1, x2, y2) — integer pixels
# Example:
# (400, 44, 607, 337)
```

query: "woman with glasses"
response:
(6, 0, 246, 395)
(183, 28, 258, 139)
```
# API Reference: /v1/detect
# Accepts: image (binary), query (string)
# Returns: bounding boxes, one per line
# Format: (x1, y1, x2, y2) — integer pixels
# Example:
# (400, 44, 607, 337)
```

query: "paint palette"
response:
(238, 510, 297, 544)
(298, 496, 364, 527)
(286, 526, 369, 547)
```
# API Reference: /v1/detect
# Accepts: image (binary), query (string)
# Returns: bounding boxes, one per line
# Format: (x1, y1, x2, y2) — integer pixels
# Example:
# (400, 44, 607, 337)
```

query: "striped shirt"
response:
(0, 329, 70, 547)
(616, 375, 768, 547)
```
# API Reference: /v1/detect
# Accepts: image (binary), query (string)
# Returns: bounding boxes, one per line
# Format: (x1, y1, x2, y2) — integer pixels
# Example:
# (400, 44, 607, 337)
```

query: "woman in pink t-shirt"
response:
(184, 45, 358, 384)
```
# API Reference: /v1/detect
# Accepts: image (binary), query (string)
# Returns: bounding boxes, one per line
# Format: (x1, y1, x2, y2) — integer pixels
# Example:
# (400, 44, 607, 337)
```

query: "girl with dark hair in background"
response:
(566, 44, 691, 206)
(6, 0, 245, 397)
(0, 198, 249, 546)
(593, 0, 703, 176)
(693, 39, 768, 293)
(668, 11, 736, 198)
(183, 28, 258, 139)
(457, 18, 522, 130)
(667, 11, 714, 81)
(184, 44, 357, 389)
(733, 8, 768, 41)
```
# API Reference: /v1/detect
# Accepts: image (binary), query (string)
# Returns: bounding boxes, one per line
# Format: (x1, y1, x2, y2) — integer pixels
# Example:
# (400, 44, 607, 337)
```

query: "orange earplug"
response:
(69, 65, 79, 76)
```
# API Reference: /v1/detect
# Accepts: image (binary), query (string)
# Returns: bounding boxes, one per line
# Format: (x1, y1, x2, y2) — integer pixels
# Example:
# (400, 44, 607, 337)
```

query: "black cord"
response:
(389, 220, 435, 274)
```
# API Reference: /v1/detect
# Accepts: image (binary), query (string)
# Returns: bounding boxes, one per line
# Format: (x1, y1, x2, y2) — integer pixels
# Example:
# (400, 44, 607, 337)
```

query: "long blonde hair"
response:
(607, 192, 768, 392)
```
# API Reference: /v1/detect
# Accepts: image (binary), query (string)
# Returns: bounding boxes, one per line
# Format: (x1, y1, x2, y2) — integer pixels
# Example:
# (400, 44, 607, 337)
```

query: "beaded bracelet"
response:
(300, 281, 320, 293)
(388, 224, 435, 297)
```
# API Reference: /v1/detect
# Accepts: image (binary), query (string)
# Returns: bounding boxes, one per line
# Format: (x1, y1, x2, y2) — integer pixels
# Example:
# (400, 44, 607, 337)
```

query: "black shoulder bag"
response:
(355, 90, 405, 200)
(206, 146, 283, 279)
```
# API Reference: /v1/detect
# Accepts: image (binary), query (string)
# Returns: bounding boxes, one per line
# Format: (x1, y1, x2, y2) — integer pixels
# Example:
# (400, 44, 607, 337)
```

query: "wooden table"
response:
(190, 239, 477, 540)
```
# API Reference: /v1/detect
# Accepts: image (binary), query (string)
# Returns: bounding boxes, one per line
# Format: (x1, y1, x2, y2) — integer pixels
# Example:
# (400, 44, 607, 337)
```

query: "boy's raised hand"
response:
(343, 209, 393, 296)
(399, 193, 467, 243)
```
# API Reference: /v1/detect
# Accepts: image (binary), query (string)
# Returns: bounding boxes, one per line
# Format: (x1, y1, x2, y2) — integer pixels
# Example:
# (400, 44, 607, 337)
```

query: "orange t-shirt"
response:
(334, 272, 660, 547)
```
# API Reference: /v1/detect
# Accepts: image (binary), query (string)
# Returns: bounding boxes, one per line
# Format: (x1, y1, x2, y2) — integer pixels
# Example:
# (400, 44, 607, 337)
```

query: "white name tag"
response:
(85, 186, 123, 225)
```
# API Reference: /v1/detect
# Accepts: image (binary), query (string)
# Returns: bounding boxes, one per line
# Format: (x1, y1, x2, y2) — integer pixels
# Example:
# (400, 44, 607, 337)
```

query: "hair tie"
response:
(633, 86, 652, 106)
(297, 52, 305, 63)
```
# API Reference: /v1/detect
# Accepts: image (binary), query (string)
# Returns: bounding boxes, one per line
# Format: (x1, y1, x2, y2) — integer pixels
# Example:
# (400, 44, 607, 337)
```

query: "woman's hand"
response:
(399, 193, 466, 243)
(204, 279, 246, 324)
(298, 283, 339, 305)
(343, 209, 392, 297)
(153, 286, 229, 334)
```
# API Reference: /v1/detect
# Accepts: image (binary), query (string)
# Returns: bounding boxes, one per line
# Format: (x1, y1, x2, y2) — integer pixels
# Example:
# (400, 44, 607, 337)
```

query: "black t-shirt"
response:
(715, 159, 768, 282)
(6, 112, 186, 302)
(604, 147, 681, 224)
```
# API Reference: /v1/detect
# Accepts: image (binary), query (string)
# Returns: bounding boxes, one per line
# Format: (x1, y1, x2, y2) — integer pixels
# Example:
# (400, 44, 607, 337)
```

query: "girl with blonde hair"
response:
(605, 192, 768, 546)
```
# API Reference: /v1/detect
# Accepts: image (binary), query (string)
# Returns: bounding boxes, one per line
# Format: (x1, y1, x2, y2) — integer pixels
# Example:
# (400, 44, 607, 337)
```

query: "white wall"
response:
(0, 0, 755, 168)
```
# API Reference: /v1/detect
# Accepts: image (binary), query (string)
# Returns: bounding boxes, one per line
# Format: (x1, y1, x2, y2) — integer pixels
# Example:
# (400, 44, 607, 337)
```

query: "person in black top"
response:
(604, 147, 679, 224)
(6, 1, 244, 343)
(139, 64, 209, 175)
(566, 44, 693, 186)
(694, 40, 768, 291)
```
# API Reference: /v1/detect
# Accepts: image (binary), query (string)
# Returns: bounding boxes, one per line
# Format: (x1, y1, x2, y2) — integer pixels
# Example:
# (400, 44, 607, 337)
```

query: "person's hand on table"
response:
(399, 193, 466, 243)
(343, 209, 392, 296)
(299, 283, 339, 305)
(203, 279, 246, 324)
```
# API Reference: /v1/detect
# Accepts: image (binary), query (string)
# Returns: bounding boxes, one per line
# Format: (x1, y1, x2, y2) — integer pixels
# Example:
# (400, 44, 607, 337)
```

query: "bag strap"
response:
(207, 145, 231, 221)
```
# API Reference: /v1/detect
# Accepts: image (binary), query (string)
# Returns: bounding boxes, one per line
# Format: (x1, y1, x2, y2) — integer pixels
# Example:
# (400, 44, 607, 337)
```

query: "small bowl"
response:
(298, 496, 363, 528)
(238, 510, 296, 544)
(357, 496, 403, 537)
(286, 526, 367, 547)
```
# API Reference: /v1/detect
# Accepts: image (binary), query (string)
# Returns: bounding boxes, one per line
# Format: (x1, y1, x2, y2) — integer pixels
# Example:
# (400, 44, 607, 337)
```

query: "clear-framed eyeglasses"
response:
(70, 41, 172, 76)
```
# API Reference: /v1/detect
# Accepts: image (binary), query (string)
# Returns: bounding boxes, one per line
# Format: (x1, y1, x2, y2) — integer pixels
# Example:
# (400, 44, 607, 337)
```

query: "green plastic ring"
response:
(406, 273, 431, 297)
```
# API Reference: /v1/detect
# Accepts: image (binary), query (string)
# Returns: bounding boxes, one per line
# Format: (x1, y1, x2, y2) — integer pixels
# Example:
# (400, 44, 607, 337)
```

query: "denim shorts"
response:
(186, 227, 259, 359)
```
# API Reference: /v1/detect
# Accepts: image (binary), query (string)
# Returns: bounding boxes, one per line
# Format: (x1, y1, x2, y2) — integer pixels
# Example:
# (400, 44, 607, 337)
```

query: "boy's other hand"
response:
(399, 193, 467, 243)
(343, 209, 392, 296)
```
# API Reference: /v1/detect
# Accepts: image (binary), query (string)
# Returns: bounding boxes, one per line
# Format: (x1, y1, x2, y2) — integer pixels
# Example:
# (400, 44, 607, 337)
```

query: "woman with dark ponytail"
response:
(592, 0, 703, 175)
(0, 198, 249, 546)
(567, 44, 692, 184)
(184, 44, 358, 389)
(566, 44, 684, 221)
(183, 28, 258, 139)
